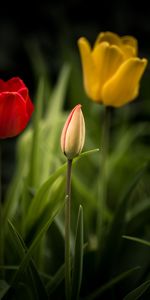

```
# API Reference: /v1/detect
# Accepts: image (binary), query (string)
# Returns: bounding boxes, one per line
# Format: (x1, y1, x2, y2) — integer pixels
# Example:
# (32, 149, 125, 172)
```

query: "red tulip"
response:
(0, 77, 34, 138)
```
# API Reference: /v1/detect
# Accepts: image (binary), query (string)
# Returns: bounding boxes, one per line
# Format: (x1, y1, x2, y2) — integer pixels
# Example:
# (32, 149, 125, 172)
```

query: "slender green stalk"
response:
(65, 159, 72, 300)
(97, 106, 112, 248)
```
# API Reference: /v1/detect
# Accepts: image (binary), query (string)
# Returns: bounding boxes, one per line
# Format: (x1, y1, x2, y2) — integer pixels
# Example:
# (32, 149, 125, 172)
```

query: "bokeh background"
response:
(1, 0, 150, 199)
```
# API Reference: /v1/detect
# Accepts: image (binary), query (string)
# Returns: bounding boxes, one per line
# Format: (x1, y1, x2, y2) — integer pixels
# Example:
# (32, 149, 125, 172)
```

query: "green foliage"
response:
(0, 43, 150, 300)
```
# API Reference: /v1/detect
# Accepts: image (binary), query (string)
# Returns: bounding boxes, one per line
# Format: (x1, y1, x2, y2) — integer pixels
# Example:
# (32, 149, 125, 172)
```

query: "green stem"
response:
(97, 106, 111, 248)
(65, 159, 72, 300)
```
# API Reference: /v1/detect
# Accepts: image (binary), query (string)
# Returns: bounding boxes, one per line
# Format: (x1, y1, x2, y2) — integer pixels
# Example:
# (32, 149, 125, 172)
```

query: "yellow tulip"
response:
(78, 31, 148, 107)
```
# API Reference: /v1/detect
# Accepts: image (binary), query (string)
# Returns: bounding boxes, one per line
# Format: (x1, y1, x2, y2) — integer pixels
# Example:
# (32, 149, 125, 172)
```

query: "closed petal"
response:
(121, 45, 136, 59)
(18, 88, 34, 116)
(0, 77, 26, 93)
(0, 92, 32, 138)
(92, 43, 124, 93)
(64, 105, 85, 159)
(121, 35, 138, 56)
(6, 77, 26, 92)
(78, 37, 100, 100)
(94, 31, 121, 47)
(102, 58, 148, 107)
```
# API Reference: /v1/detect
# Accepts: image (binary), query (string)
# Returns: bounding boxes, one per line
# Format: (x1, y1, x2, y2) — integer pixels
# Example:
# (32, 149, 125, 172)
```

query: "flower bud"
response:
(61, 104, 85, 160)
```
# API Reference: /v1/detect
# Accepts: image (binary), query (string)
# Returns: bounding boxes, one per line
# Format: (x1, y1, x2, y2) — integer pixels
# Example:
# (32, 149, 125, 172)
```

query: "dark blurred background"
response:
(1, 0, 150, 86)
(1, 0, 150, 198)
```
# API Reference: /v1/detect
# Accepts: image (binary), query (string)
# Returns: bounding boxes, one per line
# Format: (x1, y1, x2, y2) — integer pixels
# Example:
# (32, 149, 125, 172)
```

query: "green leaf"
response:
(11, 199, 63, 287)
(25, 162, 67, 230)
(84, 266, 140, 300)
(46, 64, 70, 119)
(77, 149, 99, 159)
(98, 164, 147, 280)
(0, 280, 10, 299)
(123, 235, 150, 247)
(26, 149, 99, 231)
(28, 78, 44, 188)
(46, 264, 65, 295)
(71, 205, 84, 300)
(123, 280, 150, 300)
(8, 220, 25, 259)
(8, 220, 49, 299)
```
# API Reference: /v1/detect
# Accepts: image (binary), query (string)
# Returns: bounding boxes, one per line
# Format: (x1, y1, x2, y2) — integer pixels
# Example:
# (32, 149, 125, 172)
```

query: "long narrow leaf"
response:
(46, 264, 65, 295)
(123, 235, 150, 247)
(98, 164, 147, 281)
(84, 266, 140, 300)
(8, 220, 49, 299)
(28, 78, 44, 188)
(11, 203, 63, 286)
(0, 280, 10, 299)
(71, 205, 84, 300)
(123, 280, 150, 300)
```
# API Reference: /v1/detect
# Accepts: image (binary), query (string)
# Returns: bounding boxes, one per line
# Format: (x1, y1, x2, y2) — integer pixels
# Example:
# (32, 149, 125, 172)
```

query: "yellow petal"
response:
(78, 37, 99, 101)
(121, 45, 136, 59)
(121, 35, 138, 56)
(102, 58, 148, 107)
(94, 31, 122, 47)
(92, 42, 124, 91)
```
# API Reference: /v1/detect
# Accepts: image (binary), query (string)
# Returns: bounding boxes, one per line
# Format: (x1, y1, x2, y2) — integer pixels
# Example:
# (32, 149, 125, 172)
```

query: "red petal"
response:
(0, 92, 33, 138)
(18, 88, 34, 116)
(18, 87, 28, 101)
(26, 96, 34, 116)
(0, 77, 26, 93)
(6, 77, 26, 92)
(0, 80, 8, 92)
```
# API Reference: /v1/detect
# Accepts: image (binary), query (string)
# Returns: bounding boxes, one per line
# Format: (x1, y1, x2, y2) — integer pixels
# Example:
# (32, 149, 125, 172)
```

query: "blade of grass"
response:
(0, 280, 10, 299)
(84, 266, 140, 300)
(28, 78, 44, 188)
(8, 220, 49, 299)
(46, 263, 65, 295)
(10, 202, 63, 286)
(98, 164, 147, 281)
(71, 205, 84, 300)
(123, 279, 150, 300)
(123, 235, 150, 247)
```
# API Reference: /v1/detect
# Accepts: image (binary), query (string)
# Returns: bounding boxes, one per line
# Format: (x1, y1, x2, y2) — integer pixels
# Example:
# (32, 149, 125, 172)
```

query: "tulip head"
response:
(78, 31, 148, 107)
(61, 104, 85, 160)
(0, 77, 34, 138)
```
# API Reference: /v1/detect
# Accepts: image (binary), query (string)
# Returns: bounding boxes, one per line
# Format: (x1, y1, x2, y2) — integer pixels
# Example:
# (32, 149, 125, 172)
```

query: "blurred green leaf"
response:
(28, 78, 44, 188)
(98, 164, 147, 280)
(71, 205, 84, 300)
(123, 235, 150, 247)
(46, 263, 65, 295)
(26, 148, 99, 232)
(11, 200, 64, 286)
(8, 220, 49, 299)
(0, 280, 10, 299)
(46, 64, 70, 118)
(85, 266, 140, 300)
(123, 279, 150, 300)
(25, 163, 66, 231)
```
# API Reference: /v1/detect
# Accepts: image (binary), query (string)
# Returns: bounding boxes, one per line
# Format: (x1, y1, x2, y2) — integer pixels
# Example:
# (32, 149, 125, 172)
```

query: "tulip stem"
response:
(65, 158, 72, 300)
(97, 106, 112, 249)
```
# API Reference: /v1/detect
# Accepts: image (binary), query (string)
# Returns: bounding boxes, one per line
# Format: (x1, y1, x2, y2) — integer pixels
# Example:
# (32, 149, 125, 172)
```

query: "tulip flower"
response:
(0, 77, 34, 138)
(78, 31, 148, 107)
(61, 104, 85, 160)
